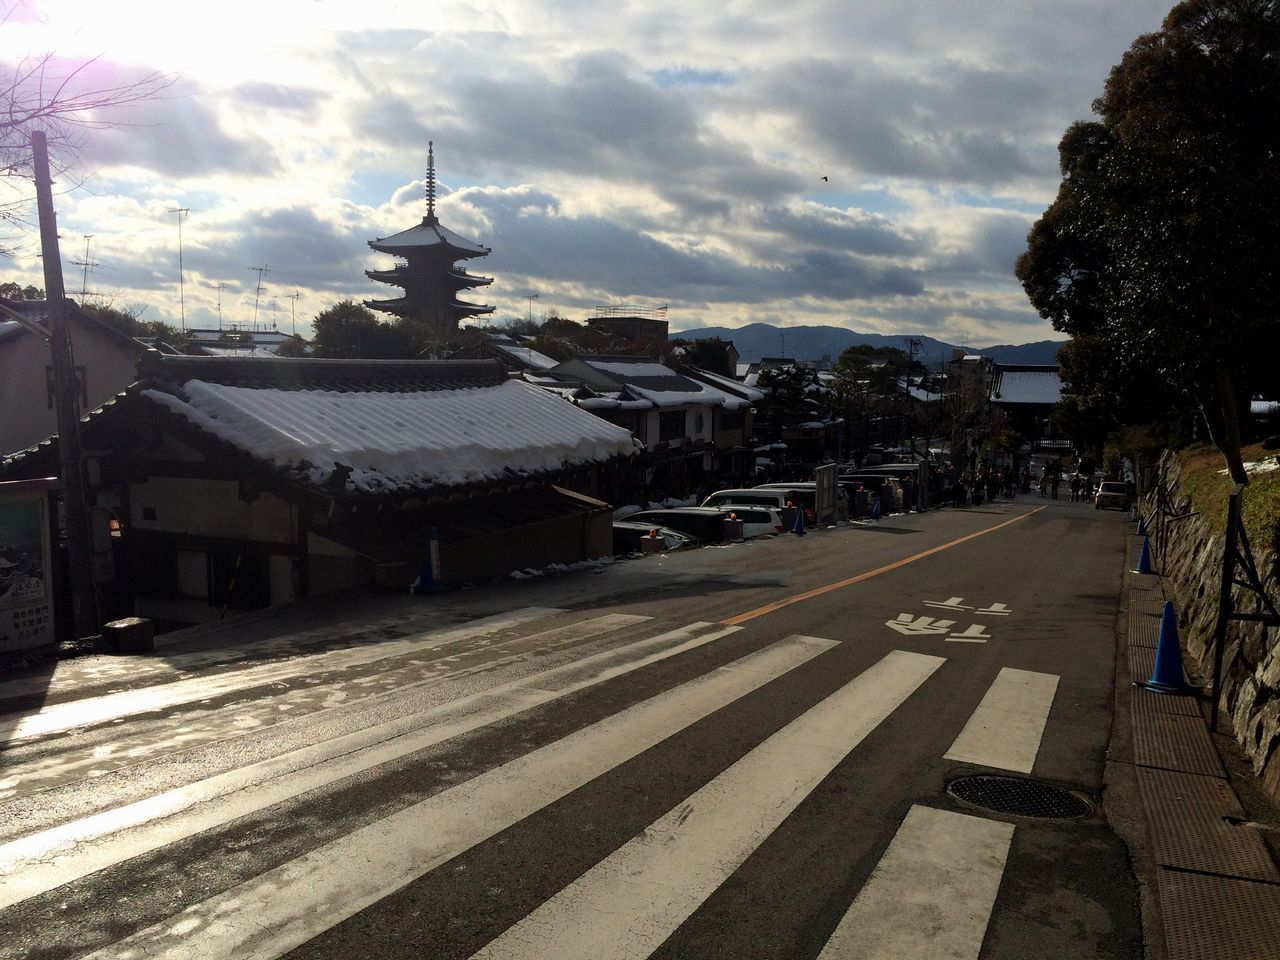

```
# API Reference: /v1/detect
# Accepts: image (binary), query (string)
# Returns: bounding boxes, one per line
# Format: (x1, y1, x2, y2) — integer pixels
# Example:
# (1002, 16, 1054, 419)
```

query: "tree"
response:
(1016, 0, 1280, 484)
(311, 300, 415, 359)
(1, 8, 173, 249)
(678, 338, 734, 376)
(0, 281, 43, 299)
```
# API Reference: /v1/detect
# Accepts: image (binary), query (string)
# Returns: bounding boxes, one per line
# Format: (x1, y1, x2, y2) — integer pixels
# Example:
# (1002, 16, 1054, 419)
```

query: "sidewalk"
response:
(1120, 526, 1280, 960)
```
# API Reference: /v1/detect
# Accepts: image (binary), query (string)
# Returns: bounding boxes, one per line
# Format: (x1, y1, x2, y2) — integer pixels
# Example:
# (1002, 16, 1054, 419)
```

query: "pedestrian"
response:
(1070, 473, 1081, 502)
(1050, 470, 1060, 500)
(1037, 472, 1047, 497)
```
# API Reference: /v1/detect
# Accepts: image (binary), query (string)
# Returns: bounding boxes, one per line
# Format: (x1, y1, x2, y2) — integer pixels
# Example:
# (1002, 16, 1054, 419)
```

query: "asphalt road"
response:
(0, 492, 1141, 959)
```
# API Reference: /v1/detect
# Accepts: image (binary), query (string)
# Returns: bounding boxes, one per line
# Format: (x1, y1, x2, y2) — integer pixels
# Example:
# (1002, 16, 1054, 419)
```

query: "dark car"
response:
(611, 521, 695, 555)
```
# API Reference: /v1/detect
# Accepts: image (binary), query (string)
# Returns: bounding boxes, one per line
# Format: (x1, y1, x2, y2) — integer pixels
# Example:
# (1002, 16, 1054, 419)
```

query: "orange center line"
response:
(720, 506, 1047, 626)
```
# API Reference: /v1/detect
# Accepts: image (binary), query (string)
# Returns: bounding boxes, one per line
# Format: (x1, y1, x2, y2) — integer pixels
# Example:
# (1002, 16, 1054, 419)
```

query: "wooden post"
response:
(1209, 484, 1243, 732)
(32, 131, 99, 640)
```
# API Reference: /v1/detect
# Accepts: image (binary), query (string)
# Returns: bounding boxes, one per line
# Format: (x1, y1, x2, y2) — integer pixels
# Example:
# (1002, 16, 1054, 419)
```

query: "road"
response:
(0, 493, 1142, 959)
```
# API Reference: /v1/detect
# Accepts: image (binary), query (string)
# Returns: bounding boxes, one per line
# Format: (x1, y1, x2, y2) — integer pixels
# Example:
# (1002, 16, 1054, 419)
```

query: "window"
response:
(659, 410, 686, 441)
(176, 549, 210, 599)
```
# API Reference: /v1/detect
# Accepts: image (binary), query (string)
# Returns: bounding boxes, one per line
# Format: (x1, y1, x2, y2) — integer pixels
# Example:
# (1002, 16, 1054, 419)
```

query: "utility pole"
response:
(525, 293, 538, 325)
(287, 291, 301, 336)
(32, 131, 99, 640)
(168, 207, 191, 330)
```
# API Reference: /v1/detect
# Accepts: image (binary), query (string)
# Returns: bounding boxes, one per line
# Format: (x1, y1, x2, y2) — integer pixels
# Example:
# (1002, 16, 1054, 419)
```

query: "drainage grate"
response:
(947, 775, 1092, 819)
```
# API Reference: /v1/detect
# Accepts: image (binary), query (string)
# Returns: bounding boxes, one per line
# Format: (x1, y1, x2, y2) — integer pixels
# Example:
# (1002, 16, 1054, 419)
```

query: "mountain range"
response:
(669, 322, 1065, 367)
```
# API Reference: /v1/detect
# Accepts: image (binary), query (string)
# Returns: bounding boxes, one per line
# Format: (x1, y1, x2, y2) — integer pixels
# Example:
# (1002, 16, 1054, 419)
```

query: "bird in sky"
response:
(820, 176, 829, 181)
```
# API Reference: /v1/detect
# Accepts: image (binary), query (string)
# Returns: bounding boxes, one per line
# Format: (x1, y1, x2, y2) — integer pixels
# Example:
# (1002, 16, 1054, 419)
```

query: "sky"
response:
(0, 0, 1175, 347)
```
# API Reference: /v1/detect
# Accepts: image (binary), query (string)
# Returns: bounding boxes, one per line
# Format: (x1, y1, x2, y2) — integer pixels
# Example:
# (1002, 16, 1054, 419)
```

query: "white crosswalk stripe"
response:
(944, 666, 1059, 773)
(0, 620, 735, 910)
(816, 805, 1014, 960)
(76, 634, 835, 960)
(0, 604, 1074, 960)
(470, 650, 944, 960)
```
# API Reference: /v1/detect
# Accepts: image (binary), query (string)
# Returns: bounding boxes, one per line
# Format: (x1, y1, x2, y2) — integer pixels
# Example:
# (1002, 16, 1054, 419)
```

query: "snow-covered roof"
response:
(130, 356, 636, 496)
(990, 365, 1062, 406)
(487, 335, 558, 371)
(569, 356, 744, 410)
(369, 216, 489, 256)
(684, 368, 765, 403)
(142, 377, 636, 496)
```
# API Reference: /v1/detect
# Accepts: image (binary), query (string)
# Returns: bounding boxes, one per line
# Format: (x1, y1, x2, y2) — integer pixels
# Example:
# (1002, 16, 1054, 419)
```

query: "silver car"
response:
(1094, 481, 1128, 510)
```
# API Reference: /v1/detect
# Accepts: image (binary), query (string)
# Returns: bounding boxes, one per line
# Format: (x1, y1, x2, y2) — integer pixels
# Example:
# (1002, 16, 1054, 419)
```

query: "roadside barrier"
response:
(1136, 600, 1197, 694)
(1133, 536, 1154, 575)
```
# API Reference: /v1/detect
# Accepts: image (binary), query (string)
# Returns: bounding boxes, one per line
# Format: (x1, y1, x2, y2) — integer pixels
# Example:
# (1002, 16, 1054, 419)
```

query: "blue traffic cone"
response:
(1136, 513, 1148, 537)
(1136, 601, 1197, 694)
(792, 505, 806, 536)
(870, 497, 881, 521)
(1133, 536, 1154, 574)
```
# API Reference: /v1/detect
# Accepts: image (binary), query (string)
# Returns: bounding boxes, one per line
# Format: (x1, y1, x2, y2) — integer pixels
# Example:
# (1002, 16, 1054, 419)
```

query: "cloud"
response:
(87, 93, 281, 179)
(229, 82, 328, 116)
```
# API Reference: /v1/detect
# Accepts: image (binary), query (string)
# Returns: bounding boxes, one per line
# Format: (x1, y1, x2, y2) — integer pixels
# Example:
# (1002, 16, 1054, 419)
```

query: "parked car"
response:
(611, 521, 695, 556)
(709, 504, 788, 537)
(1094, 481, 1129, 511)
(701, 487, 806, 511)
(622, 507, 734, 543)
(750, 482, 851, 522)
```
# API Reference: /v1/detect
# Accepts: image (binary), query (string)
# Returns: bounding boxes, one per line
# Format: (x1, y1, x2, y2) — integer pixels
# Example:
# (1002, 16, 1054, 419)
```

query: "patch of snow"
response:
(1218, 458, 1280, 476)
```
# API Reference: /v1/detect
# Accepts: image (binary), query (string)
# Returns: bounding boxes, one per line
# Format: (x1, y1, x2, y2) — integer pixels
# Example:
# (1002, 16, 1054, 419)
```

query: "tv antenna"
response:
(269, 297, 279, 331)
(212, 282, 226, 329)
(287, 291, 301, 336)
(525, 292, 538, 324)
(247, 264, 273, 328)
(70, 234, 111, 297)
(168, 207, 192, 330)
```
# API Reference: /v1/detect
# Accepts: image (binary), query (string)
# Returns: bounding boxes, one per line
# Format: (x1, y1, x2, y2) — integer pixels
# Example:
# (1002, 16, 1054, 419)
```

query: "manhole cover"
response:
(947, 775, 1091, 819)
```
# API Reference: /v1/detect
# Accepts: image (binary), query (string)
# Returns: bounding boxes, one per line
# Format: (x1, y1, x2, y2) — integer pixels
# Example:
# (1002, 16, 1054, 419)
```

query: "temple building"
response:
(365, 143, 494, 338)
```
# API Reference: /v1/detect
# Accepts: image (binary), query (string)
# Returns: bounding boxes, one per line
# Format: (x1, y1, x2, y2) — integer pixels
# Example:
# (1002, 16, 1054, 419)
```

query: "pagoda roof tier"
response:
(368, 215, 490, 257)
(447, 268, 494, 286)
(365, 297, 496, 317)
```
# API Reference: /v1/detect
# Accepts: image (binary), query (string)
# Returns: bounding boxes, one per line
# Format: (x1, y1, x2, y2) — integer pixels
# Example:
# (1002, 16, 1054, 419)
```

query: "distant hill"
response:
(670, 322, 1065, 367)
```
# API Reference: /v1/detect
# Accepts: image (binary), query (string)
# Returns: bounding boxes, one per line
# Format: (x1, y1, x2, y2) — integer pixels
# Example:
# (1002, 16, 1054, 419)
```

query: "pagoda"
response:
(365, 142, 494, 338)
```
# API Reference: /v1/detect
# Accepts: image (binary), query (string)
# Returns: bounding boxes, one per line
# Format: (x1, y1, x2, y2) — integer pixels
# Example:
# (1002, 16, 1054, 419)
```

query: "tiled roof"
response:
(989, 365, 1062, 405)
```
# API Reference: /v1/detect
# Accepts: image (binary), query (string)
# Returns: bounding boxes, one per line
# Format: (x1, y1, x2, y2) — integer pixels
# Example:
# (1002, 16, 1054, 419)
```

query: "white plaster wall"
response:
(129, 478, 296, 542)
(0, 318, 143, 455)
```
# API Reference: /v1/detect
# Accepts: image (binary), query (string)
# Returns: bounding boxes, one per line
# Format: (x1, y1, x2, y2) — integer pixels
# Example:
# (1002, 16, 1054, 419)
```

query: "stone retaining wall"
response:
(1149, 449, 1280, 803)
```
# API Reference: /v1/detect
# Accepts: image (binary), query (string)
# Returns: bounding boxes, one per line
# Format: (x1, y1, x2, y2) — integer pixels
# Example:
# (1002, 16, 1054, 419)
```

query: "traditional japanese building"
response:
(365, 143, 494, 338)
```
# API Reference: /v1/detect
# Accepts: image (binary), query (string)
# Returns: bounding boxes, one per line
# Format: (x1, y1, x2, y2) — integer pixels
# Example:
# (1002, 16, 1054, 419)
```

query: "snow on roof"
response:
(489, 338, 558, 370)
(687, 368, 765, 403)
(197, 346, 282, 359)
(0, 320, 22, 344)
(141, 377, 637, 495)
(990, 367, 1062, 405)
(585, 359, 676, 378)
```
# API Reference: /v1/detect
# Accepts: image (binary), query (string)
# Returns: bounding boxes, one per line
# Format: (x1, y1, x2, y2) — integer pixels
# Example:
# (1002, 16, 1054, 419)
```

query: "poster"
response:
(0, 479, 57, 653)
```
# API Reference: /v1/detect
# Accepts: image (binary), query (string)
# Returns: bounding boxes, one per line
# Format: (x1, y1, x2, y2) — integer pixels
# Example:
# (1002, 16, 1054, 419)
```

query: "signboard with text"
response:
(0, 478, 58, 654)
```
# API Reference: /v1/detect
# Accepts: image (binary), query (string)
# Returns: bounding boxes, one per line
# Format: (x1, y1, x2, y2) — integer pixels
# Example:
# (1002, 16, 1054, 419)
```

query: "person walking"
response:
(1050, 470, 1060, 500)
(1070, 473, 1081, 502)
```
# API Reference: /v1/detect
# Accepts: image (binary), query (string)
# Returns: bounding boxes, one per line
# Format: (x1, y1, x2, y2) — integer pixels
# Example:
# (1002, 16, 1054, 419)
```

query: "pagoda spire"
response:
(425, 141, 436, 223)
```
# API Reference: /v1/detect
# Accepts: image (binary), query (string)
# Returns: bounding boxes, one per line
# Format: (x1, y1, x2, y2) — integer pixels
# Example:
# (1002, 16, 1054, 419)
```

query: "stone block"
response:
(102, 617, 155, 654)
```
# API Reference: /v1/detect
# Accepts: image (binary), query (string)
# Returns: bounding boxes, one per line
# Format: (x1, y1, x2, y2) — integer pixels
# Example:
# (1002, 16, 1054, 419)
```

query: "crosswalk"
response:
(0, 606, 1068, 960)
